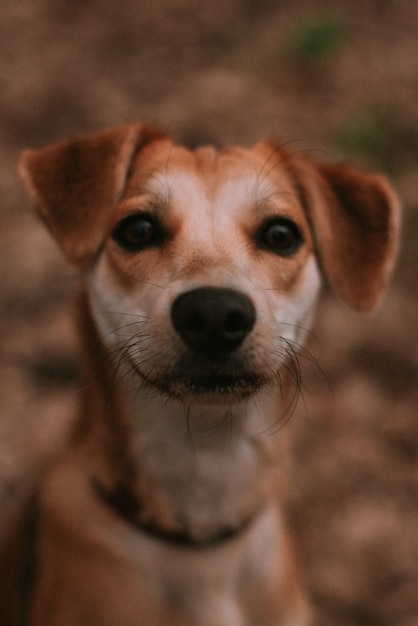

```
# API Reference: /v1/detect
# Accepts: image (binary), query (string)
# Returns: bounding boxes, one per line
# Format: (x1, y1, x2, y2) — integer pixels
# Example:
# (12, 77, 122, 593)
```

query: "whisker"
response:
(194, 405, 234, 442)
(269, 364, 303, 433)
(274, 321, 321, 351)
(182, 405, 196, 454)
(276, 329, 331, 395)
(99, 319, 150, 343)
(103, 310, 148, 317)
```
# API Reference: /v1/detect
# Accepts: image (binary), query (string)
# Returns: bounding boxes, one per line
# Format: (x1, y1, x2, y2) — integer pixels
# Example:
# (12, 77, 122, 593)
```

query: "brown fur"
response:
(7, 124, 400, 625)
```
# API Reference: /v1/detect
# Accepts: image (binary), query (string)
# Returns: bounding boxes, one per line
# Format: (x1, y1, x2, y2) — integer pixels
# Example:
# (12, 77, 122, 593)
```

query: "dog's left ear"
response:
(18, 124, 165, 266)
(288, 155, 401, 312)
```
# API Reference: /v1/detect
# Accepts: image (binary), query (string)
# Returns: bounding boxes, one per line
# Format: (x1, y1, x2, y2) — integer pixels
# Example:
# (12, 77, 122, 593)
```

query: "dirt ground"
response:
(1, 1, 417, 624)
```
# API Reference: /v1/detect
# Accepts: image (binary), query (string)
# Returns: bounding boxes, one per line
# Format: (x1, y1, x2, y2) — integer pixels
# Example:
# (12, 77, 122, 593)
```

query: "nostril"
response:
(189, 311, 205, 332)
(224, 310, 253, 334)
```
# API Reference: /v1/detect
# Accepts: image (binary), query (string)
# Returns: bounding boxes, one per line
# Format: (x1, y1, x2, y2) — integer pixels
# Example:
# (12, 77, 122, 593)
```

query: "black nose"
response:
(171, 287, 256, 359)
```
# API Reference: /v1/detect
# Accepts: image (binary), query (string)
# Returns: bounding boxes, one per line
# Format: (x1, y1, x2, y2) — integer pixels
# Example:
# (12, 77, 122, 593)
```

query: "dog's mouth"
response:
(167, 372, 264, 400)
(131, 358, 265, 403)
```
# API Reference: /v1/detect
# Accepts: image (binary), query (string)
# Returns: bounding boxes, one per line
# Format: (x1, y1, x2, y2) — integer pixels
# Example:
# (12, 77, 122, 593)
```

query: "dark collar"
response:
(93, 478, 254, 549)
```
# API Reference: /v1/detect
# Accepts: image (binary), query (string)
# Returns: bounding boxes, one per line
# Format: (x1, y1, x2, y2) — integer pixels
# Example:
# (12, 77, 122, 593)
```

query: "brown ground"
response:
(1, 1, 417, 624)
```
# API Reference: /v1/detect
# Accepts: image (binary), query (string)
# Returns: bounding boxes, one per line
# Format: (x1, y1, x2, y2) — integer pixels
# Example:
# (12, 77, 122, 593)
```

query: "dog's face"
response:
(86, 139, 321, 404)
(19, 124, 400, 408)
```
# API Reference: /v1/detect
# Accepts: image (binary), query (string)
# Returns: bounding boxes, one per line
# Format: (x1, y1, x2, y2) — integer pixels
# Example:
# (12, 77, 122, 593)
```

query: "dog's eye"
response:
(257, 218, 303, 256)
(111, 214, 163, 252)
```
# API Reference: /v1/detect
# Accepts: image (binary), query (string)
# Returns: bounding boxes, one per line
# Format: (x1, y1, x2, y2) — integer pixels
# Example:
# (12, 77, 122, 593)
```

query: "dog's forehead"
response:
(127, 139, 297, 214)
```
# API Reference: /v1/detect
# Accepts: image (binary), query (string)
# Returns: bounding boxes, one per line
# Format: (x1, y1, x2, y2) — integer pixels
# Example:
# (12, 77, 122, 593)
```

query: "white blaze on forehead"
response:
(148, 167, 287, 226)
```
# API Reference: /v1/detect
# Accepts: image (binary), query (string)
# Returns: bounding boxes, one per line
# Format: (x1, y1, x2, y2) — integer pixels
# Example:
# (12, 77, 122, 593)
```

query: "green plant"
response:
(335, 109, 393, 164)
(288, 15, 346, 62)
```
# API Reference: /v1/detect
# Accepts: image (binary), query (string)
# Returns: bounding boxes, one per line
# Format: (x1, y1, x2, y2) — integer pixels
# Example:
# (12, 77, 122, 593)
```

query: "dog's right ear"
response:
(280, 150, 401, 312)
(18, 124, 166, 266)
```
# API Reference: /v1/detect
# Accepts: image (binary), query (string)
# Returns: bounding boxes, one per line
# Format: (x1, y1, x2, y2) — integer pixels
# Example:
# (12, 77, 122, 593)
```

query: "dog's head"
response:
(19, 124, 400, 405)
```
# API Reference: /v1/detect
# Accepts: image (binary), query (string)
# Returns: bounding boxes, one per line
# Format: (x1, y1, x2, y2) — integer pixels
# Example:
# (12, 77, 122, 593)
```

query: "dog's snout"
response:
(171, 287, 256, 359)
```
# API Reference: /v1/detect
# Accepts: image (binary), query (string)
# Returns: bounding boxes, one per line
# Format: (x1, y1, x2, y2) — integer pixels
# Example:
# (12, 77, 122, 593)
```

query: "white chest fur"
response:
(119, 386, 284, 542)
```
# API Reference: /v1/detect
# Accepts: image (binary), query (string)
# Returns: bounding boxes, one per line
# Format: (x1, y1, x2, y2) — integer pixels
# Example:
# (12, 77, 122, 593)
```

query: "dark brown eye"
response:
(258, 218, 303, 256)
(111, 214, 164, 252)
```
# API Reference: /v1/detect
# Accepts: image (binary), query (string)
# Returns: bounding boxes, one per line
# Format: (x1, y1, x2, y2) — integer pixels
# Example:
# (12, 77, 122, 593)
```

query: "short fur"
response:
(5, 124, 400, 625)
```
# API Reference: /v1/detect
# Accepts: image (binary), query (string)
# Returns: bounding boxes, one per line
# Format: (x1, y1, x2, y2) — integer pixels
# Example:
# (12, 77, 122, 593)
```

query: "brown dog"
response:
(11, 124, 400, 625)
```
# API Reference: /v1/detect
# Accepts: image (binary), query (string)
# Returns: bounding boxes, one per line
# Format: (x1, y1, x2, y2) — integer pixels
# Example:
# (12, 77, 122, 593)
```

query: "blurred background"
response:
(0, 1, 417, 624)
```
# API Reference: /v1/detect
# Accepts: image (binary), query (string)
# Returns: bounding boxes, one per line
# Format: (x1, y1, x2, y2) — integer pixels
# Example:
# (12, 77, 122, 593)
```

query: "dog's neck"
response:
(114, 384, 286, 543)
(77, 293, 290, 544)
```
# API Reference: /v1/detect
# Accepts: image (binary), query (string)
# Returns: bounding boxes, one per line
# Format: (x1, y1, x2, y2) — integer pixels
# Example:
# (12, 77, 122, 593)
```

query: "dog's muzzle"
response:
(136, 287, 263, 400)
(171, 287, 256, 360)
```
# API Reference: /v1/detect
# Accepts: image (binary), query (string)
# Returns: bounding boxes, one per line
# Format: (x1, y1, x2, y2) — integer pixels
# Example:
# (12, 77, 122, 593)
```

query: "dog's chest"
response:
(31, 464, 301, 626)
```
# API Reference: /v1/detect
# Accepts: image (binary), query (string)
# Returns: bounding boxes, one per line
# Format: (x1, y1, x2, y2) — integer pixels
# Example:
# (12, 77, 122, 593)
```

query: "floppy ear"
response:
(288, 155, 401, 312)
(18, 124, 165, 266)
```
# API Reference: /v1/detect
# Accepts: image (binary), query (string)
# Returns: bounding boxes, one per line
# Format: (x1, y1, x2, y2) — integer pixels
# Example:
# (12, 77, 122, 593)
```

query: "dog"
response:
(9, 123, 400, 625)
